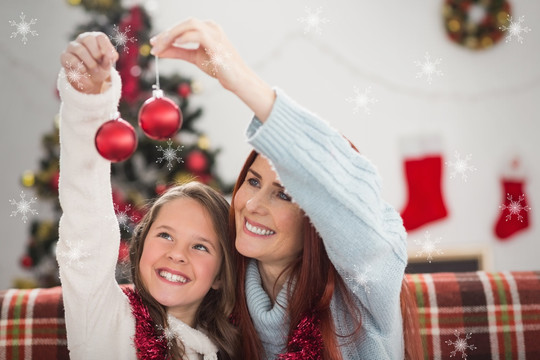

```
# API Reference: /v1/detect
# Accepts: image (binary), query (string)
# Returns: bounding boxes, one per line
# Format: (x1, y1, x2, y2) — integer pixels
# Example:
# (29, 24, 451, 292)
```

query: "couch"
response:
(1, 271, 539, 359)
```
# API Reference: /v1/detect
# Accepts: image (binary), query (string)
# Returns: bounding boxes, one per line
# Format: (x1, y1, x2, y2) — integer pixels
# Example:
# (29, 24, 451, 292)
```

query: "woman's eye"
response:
(193, 244, 209, 252)
(247, 177, 260, 187)
(278, 191, 292, 202)
(158, 232, 172, 241)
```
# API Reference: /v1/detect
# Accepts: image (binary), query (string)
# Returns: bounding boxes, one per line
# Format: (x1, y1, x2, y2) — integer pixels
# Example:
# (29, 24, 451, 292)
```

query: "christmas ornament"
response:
(443, 0, 511, 50)
(399, 135, 448, 231)
(138, 56, 182, 140)
(95, 113, 138, 162)
(186, 150, 208, 173)
(178, 82, 191, 98)
(21, 254, 33, 269)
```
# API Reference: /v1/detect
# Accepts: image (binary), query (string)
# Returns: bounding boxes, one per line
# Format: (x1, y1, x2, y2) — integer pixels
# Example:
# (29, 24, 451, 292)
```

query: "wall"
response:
(1, 0, 538, 289)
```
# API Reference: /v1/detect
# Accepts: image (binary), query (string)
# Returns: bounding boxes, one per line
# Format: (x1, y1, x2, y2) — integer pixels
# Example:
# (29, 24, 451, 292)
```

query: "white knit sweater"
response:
(56, 68, 218, 360)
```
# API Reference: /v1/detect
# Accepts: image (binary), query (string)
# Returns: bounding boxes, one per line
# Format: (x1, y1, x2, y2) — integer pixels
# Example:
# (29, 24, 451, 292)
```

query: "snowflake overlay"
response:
(445, 330, 477, 359)
(414, 231, 444, 263)
(346, 86, 378, 115)
(202, 43, 231, 76)
(9, 12, 38, 45)
(156, 139, 184, 171)
(499, 194, 531, 222)
(114, 203, 139, 231)
(57, 242, 90, 269)
(9, 191, 38, 223)
(61, 61, 90, 90)
(414, 52, 443, 84)
(297, 7, 330, 35)
(345, 264, 374, 295)
(445, 151, 477, 182)
(109, 24, 137, 53)
(499, 15, 531, 44)
(156, 324, 175, 349)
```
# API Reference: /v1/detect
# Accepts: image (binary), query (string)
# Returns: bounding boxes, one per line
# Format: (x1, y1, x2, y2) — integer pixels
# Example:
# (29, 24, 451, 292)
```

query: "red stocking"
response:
(494, 179, 531, 240)
(400, 155, 448, 231)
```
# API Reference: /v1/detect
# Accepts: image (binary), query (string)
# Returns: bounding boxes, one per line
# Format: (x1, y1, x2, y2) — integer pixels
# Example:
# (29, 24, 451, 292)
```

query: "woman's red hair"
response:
(230, 150, 423, 360)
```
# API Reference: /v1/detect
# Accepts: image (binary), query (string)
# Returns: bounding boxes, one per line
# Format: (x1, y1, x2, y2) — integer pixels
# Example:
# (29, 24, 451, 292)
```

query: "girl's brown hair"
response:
(130, 182, 239, 360)
(230, 151, 423, 360)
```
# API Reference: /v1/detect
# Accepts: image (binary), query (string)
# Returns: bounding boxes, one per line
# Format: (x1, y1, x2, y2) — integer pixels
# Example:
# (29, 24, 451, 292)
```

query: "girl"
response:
(150, 19, 423, 359)
(56, 32, 238, 360)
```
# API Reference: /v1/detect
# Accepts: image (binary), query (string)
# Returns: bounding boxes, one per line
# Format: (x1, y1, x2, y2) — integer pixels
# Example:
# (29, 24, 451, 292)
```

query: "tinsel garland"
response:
(278, 312, 323, 360)
(123, 288, 169, 360)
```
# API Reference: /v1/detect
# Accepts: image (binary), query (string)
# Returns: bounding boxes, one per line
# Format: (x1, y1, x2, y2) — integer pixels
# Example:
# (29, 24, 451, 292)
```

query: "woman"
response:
(151, 18, 422, 360)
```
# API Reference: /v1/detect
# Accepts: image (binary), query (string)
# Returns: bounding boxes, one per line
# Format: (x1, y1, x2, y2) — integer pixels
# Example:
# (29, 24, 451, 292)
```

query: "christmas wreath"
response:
(443, 0, 511, 50)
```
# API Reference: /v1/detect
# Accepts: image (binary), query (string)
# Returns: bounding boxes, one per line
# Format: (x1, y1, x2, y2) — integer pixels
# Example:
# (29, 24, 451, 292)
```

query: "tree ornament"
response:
(178, 82, 191, 98)
(95, 113, 138, 162)
(186, 150, 208, 173)
(21, 254, 33, 269)
(138, 56, 182, 140)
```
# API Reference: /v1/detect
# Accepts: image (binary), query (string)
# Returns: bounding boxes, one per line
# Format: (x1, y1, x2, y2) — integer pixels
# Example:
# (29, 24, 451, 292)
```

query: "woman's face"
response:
(234, 156, 304, 269)
(139, 197, 222, 324)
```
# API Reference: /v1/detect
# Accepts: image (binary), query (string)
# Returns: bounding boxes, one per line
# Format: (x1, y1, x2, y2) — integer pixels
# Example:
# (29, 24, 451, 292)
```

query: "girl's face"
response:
(139, 197, 222, 325)
(234, 156, 304, 269)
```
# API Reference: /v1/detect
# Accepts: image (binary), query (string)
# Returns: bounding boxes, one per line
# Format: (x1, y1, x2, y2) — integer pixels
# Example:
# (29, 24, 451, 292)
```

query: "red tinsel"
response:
(278, 312, 323, 360)
(123, 288, 169, 360)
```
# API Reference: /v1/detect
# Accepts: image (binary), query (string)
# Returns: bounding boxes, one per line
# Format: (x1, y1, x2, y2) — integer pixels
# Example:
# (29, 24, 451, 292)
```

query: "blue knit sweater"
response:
(244, 89, 407, 359)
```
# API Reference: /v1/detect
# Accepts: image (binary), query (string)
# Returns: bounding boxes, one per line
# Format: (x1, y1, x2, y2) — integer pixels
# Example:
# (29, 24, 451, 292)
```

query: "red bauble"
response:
(186, 150, 208, 173)
(21, 255, 33, 269)
(95, 116, 138, 162)
(138, 90, 182, 140)
(178, 83, 191, 98)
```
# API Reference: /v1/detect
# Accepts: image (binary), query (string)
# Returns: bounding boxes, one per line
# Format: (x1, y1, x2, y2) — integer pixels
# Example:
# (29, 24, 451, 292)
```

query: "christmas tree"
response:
(16, 0, 232, 288)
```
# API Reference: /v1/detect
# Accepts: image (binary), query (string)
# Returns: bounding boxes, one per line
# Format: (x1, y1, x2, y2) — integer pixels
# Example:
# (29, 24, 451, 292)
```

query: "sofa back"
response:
(1, 271, 539, 359)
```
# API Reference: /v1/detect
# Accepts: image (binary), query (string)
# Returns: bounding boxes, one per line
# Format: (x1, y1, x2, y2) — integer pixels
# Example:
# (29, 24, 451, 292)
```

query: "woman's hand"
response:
(60, 32, 119, 94)
(150, 18, 275, 121)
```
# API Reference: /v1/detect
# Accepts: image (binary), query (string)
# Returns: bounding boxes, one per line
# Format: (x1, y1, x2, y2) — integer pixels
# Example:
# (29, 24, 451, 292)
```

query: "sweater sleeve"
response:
(245, 88, 407, 336)
(56, 68, 136, 359)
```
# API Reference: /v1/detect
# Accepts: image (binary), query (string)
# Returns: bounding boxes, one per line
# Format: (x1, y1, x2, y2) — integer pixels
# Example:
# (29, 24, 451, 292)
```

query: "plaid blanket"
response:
(1, 273, 540, 359)
(0, 286, 68, 360)
(406, 271, 540, 360)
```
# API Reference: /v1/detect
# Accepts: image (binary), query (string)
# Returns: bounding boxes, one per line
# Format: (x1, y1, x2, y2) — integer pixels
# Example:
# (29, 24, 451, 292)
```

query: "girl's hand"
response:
(60, 32, 119, 94)
(150, 18, 275, 121)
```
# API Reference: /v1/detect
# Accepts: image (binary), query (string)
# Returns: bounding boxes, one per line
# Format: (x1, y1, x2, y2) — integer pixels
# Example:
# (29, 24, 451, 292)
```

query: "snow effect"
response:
(499, 194, 531, 222)
(414, 231, 444, 263)
(298, 6, 329, 35)
(62, 61, 90, 90)
(9, 12, 38, 45)
(202, 43, 231, 76)
(9, 191, 38, 223)
(109, 24, 137, 53)
(346, 86, 378, 115)
(445, 330, 477, 359)
(114, 203, 139, 231)
(57, 241, 90, 269)
(346, 264, 374, 295)
(156, 139, 184, 171)
(445, 151, 477, 182)
(414, 52, 443, 84)
(156, 324, 175, 349)
(500, 15, 531, 44)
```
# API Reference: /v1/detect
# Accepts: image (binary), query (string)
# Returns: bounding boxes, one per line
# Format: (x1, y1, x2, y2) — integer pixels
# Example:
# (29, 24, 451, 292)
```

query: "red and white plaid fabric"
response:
(1, 272, 540, 359)
(406, 271, 540, 359)
(0, 286, 68, 360)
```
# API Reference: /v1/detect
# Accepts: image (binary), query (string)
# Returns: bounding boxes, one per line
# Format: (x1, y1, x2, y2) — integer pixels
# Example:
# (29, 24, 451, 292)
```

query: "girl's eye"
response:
(278, 191, 292, 202)
(158, 232, 172, 241)
(247, 177, 260, 187)
(193, 244, 209, 252)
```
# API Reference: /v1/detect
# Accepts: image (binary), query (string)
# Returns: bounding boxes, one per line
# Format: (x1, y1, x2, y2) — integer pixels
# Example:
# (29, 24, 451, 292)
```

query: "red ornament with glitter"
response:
(95, 113, 138, 162)
(138, 88, 182, 140)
